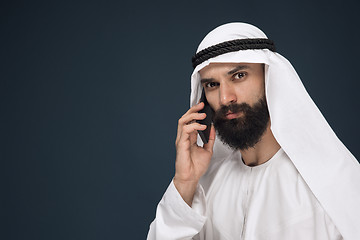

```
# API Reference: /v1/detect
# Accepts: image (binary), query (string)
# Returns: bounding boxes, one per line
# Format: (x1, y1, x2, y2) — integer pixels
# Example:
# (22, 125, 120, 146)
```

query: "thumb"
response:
(203, 125, 216, 153)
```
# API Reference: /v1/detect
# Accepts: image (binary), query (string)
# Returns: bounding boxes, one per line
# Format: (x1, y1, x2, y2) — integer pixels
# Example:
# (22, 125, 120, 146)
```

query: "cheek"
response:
(255, 81, 266, 98)
(205, 91, 220, 110)
(251, 84, 264, 97)
(236, 82, 264, 104)
(233, 84, 253, 103)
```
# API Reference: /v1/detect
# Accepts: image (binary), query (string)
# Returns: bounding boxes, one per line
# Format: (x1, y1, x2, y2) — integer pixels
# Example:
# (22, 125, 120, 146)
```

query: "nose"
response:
(219, 82, 237, 106)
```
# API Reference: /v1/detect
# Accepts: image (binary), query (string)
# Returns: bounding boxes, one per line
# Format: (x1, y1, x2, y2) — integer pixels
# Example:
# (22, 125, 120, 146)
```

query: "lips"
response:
(225, 111, 243, 120)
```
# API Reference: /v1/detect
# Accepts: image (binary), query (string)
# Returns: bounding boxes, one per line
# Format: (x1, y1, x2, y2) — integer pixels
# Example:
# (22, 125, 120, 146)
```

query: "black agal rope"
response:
(191, 38, 276, 68)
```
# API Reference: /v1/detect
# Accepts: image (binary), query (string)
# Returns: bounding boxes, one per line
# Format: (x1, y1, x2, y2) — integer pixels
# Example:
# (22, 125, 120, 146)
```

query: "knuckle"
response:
(178, 141, 188, 148)
(182, 125, 189, 132)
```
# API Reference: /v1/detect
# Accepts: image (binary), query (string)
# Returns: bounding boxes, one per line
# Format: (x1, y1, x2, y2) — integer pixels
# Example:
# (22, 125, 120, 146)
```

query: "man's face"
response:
(199, 62, 270, 150)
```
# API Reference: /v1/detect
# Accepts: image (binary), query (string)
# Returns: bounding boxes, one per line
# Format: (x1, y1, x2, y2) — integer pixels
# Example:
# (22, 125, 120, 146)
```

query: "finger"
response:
(178, 123, 207, 145)
(189, 128, 198, 145)
(184, 102, 205, 116)
(178, 103, 205, 126)
(203, 125, 216, 153)
(179, 112, 207, 126)
(176, 103, 206, 143)
(182, 123, 207, 135)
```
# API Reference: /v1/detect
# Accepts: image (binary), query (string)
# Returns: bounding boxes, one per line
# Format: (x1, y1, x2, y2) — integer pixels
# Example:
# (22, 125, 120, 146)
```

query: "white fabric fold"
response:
(147, 181, 207, 240)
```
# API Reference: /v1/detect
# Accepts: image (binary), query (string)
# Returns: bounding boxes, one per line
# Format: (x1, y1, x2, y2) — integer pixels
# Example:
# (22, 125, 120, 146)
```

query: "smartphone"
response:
(197, 88, 214, 144)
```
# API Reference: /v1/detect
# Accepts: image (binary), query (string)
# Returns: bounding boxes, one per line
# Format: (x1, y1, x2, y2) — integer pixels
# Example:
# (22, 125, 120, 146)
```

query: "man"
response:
(147, 23, 360, 240)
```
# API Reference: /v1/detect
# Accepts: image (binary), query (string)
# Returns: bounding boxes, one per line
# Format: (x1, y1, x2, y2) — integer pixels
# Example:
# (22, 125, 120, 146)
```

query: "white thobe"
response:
(147, 148, 343, 240)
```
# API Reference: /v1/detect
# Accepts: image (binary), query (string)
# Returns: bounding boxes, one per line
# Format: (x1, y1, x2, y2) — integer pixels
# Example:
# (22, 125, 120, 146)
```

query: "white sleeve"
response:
(147, 180, 207, 240)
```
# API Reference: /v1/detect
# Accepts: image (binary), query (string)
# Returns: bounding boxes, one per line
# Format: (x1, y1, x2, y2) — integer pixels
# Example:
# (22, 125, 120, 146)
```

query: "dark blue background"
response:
(1, 0, 359, 239)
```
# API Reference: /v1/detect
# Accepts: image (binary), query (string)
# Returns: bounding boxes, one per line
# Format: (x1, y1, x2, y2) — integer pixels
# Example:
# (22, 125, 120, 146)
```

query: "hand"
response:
(173, 102, 216, 206)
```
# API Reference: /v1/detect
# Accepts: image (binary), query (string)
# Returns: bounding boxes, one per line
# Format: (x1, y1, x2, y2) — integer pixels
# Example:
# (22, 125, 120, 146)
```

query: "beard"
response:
(213, 96, 270, 151)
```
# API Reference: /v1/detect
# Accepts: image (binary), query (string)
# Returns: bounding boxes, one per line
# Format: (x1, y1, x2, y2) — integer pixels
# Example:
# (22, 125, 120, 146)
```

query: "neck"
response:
(240, 124, 280, 167)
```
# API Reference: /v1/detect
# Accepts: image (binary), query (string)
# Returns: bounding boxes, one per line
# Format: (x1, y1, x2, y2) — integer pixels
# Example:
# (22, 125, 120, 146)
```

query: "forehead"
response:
(199, 62, 261, 78)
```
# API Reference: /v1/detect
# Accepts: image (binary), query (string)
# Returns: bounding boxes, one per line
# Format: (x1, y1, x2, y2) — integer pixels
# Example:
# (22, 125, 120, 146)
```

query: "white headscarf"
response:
(190, 23, 360, 239)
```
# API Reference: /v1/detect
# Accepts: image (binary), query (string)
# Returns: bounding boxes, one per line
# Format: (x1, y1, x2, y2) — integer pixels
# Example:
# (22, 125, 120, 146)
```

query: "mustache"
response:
(215, 103, 252, 118)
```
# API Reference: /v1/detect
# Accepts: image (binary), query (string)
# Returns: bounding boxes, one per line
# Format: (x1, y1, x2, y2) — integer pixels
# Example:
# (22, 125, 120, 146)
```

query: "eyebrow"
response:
(200, 78, 214, 84)
(200, 65, 250, 84)
(227, 65, 250, 75)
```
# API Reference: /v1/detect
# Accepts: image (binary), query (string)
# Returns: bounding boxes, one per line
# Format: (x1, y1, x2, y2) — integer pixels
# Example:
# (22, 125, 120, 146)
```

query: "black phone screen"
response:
(197, 89, 214, 144)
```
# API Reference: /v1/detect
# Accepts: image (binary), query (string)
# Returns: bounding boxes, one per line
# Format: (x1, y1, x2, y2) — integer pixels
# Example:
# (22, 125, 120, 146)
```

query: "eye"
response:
(234, 72, 246, 79)
(205, 82, 219, 88)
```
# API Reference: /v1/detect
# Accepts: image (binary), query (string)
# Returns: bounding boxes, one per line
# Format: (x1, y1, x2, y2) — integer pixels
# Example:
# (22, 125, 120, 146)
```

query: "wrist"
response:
(173, 177, 199, 207)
